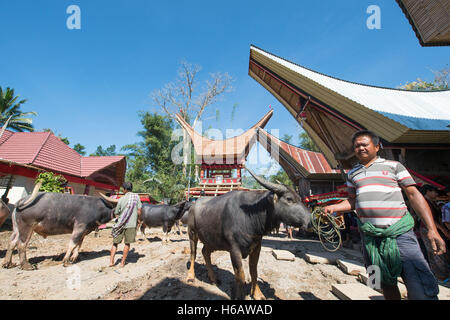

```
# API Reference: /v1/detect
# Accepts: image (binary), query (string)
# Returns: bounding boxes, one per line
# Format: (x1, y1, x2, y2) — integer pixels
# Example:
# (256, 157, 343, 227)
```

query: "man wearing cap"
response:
(109, 182, 142, 268)
(324, 130, 446, 300)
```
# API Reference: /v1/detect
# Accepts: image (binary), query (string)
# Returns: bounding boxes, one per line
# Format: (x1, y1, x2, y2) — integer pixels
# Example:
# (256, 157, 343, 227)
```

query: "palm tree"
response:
(0, 86, 37, 132)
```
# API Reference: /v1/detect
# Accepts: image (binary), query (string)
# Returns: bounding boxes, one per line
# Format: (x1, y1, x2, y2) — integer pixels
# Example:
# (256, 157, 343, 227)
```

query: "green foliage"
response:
(298, 132, 320, 152)
(90, 145, 117, 156)
(35, 172, 67, 193)
(282, 134, 293, 144)
(398, 67, 449, 91)
(73, 143, 86, 156)
(269, 169, 293, 187)
(0, 86, 37, 132)
(122, 112, 188, 203)
(60, 137, 70, 145)
(241, 174, 263, 190)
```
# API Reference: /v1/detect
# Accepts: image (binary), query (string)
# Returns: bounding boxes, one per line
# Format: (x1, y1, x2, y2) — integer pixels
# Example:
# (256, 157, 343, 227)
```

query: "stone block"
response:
(272, 250, 295, 261)
(332, 283, 385, 300)
(304, 252, 344, 265)
(438, 285, 450, 300)
(336, 259, 366, 276)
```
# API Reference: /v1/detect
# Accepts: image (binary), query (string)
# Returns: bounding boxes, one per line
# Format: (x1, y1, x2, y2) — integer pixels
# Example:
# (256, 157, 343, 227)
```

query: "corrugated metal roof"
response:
(257, 127, 340, 176)
(251, 46, 450, 130)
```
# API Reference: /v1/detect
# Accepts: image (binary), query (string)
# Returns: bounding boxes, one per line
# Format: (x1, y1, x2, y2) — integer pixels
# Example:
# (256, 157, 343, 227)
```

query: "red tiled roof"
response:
(33, 133, 82, 176)
(0, 131, 52, 165)
(0, 130, 125, 180)
(257, 127, 340, 177)
(0, 130, 14, 145)
(81, 156, 126, 177)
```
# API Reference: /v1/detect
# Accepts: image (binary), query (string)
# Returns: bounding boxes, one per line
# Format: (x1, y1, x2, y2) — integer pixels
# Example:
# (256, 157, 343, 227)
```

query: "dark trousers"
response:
(360, 229, 439, 300)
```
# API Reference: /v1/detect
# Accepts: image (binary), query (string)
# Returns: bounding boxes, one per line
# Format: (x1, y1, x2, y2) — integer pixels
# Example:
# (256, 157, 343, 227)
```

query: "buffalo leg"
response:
(69, 233, 87, 263)
(162, 224, 169, 244)
(63, 229, 85, 266)
(0, 208, 9, 228)
(230, 247, 246, 300)
(186, 230, 198, 283)
(202, 245, 218, 285)
(2, 229, 19, 268)
(17, 225, 35, 271)
(249, 242, 265, 300)
(62, 240, 77, 267)
(140, 223, 146, 236)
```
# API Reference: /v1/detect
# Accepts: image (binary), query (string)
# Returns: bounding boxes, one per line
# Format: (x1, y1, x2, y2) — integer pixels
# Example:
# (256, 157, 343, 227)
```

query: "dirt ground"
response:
(0, 223, 367, 300)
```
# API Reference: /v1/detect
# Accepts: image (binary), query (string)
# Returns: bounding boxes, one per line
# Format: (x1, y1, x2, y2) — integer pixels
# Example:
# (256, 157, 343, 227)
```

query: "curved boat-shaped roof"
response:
(250, 45, 450, 131)
(175, 109, 273, 164)
(249, 45, 450, 169)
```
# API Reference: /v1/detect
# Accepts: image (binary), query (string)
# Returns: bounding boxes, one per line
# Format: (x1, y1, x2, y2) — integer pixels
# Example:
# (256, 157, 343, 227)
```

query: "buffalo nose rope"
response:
(311, 206, 345, 252)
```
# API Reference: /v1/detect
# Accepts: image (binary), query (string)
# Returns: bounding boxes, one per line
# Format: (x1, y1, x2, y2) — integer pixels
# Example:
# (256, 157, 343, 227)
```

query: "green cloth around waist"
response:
(356, 212, 415, 285)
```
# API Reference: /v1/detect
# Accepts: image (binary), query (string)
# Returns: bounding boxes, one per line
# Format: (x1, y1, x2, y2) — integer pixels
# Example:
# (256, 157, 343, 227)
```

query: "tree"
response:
(90, 145, 117, 156)
(0, 86, 37, 132)
(269, 169, 293, 187)
(282, 133, 293, 144)
(73, 143, 86, 156)
(398, 66, 449, 91)
(152, 60, 233, 126)
(151, 60, 233, 194)
(299, 132, 320, 152)
(122, 112, 189, 203)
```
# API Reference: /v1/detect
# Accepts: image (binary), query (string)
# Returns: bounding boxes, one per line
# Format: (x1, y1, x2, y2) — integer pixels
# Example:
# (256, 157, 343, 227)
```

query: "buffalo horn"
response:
(19, 181, 43, 208)
(244, 166, 288, 195)
(98, 192, 119, 204)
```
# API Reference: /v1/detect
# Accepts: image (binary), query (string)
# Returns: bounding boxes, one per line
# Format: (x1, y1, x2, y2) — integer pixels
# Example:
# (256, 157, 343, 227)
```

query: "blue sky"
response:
(1, 0, 449, 174)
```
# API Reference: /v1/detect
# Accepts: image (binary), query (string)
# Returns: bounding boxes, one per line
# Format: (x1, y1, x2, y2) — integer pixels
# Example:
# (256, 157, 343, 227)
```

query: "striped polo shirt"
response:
(346, 157, 416, 228)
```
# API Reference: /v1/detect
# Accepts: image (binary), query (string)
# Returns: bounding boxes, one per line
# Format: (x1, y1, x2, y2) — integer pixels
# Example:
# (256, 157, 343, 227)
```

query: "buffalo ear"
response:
(174, 201, 186, 209)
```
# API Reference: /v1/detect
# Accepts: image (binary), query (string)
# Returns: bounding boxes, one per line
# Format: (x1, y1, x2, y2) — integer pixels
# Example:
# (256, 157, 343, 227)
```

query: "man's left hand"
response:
(427, 229, 447, 255)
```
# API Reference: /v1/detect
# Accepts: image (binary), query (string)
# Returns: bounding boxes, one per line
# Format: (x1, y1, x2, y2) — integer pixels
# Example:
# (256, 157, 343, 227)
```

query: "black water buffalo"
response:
(2, 183, 117, 270)
(139, 201, 193, 243)
(0, 200, 10, 229)
(186, 167, 311, 300)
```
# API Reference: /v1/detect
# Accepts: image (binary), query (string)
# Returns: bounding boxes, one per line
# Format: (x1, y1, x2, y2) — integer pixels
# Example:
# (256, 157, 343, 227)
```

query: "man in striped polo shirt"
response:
(324, 130, 446, 300)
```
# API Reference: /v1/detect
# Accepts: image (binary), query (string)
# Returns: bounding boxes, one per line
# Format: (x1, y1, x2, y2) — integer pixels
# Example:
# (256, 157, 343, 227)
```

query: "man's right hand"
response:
(323, 205, 335, 215)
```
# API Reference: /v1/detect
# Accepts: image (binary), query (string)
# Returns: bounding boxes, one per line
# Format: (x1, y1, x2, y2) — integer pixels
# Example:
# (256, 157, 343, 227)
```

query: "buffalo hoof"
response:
(62, 260, 72, 267)
(2, 262, 16, 269)
(252, 292, 266, 300)
(20, 262, 36, 271)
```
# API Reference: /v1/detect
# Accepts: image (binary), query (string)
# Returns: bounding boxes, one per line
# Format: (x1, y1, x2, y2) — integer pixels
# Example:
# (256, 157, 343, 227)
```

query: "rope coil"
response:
(311, 206, 346, 252)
